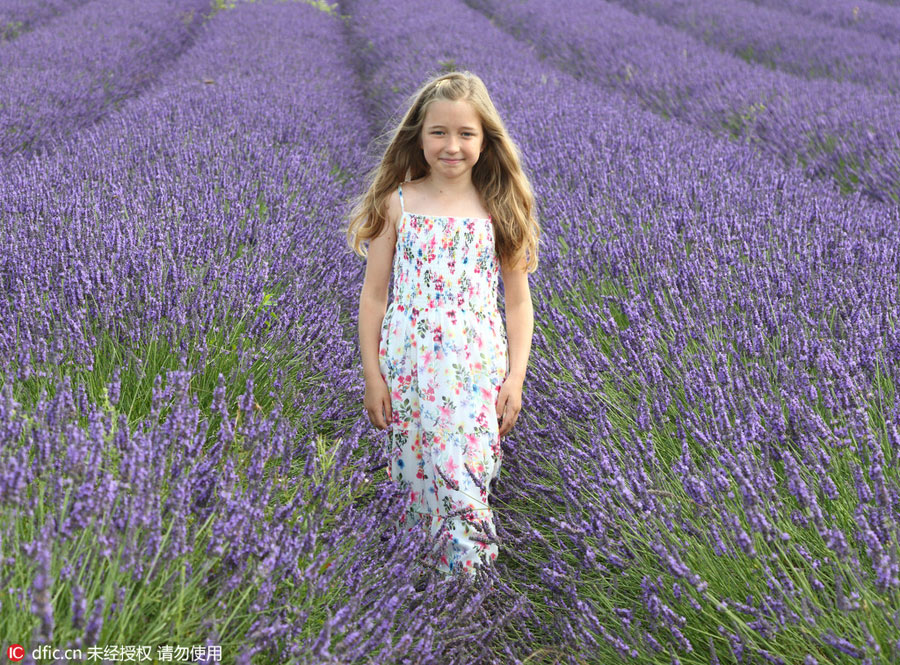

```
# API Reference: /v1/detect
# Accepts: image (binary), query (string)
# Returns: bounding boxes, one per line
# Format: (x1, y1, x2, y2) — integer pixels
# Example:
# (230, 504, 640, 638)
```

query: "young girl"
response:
(346, 71, 540, 581)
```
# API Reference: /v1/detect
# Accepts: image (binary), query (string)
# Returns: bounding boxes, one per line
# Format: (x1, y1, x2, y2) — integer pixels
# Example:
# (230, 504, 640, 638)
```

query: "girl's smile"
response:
(420, 99, 485, 180)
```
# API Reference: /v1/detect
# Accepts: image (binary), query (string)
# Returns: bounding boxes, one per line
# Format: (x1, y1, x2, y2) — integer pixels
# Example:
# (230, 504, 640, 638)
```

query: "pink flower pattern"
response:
(378, 183, 509, 578)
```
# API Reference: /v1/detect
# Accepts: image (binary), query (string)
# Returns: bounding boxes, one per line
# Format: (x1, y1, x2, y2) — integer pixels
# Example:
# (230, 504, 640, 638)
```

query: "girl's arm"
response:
(500, 255, 533, 384)
(358, 190, 400, 384)
(496, 255, 532, 436)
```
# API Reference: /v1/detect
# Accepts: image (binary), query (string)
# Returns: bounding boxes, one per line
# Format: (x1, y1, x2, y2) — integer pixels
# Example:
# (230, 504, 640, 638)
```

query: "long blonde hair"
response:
(344, 70, 540, 274)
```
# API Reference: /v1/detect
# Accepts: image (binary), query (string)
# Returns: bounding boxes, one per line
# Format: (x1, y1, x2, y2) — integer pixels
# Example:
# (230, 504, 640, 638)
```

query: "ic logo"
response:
(7, 644, 25, 662)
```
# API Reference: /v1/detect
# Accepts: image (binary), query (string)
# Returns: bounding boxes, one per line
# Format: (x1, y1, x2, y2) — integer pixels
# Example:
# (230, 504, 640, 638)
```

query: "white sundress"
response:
(378, 182, 509, 578)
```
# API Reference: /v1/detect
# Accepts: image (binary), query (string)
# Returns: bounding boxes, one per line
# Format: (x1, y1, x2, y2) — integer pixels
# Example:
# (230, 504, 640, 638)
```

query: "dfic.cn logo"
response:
(7, 644, 25, 662)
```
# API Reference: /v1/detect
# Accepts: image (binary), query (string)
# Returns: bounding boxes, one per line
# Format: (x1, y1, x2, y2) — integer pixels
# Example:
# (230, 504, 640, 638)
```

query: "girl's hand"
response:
(496, 375, 523, 437)
(365, 376, 392, 430)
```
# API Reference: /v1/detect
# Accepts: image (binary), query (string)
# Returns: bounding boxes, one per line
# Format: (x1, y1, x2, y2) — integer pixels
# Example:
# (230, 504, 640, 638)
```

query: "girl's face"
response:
(419, 99, 485, 180)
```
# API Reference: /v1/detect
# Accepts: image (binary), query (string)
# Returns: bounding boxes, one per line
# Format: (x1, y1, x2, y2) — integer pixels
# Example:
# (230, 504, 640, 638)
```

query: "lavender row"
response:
(746, 0, 900, 45)
(1, 3, 471, 660)
(0, 0, 211, 160)
(345, 0, 900, 660)
(464, 0, 900, 205)
(0, 0, 90, 40)
(0, 3, 362, 375)
(0, 366, 432, 663)
(608, 0, 900, 92)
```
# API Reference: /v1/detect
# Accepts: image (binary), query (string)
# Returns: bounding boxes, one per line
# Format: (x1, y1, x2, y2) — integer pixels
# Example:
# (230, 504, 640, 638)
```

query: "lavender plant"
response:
(607, 0, 900, 92)
(745, 0, 900, 45)
(463, 0, 900, 205)
(0, 0, 90, 41)
(0, 0, 213, 159)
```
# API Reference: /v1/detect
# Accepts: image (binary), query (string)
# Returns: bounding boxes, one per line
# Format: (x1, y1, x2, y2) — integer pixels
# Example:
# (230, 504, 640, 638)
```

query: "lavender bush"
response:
(0, 0, 90, 41)
(464, 0, 900, 205)
(607, 0, 900, 92)
(0, 0, 213, 159)
(746, 0, 900, 45)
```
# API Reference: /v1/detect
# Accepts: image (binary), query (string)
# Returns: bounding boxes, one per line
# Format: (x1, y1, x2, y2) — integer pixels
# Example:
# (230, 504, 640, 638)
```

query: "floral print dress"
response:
(378, 183, 508, 579)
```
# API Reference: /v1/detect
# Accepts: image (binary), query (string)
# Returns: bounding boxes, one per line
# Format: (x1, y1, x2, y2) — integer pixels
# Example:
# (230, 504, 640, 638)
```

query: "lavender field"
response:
(1, 0, 899, 663)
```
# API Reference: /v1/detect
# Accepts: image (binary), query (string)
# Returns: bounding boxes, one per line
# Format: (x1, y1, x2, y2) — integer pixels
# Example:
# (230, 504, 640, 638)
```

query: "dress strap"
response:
(398, 183, 405, 216)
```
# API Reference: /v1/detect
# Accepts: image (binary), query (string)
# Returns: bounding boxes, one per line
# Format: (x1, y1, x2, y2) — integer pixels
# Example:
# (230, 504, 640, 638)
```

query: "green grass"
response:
(0, 20, 24, 41)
